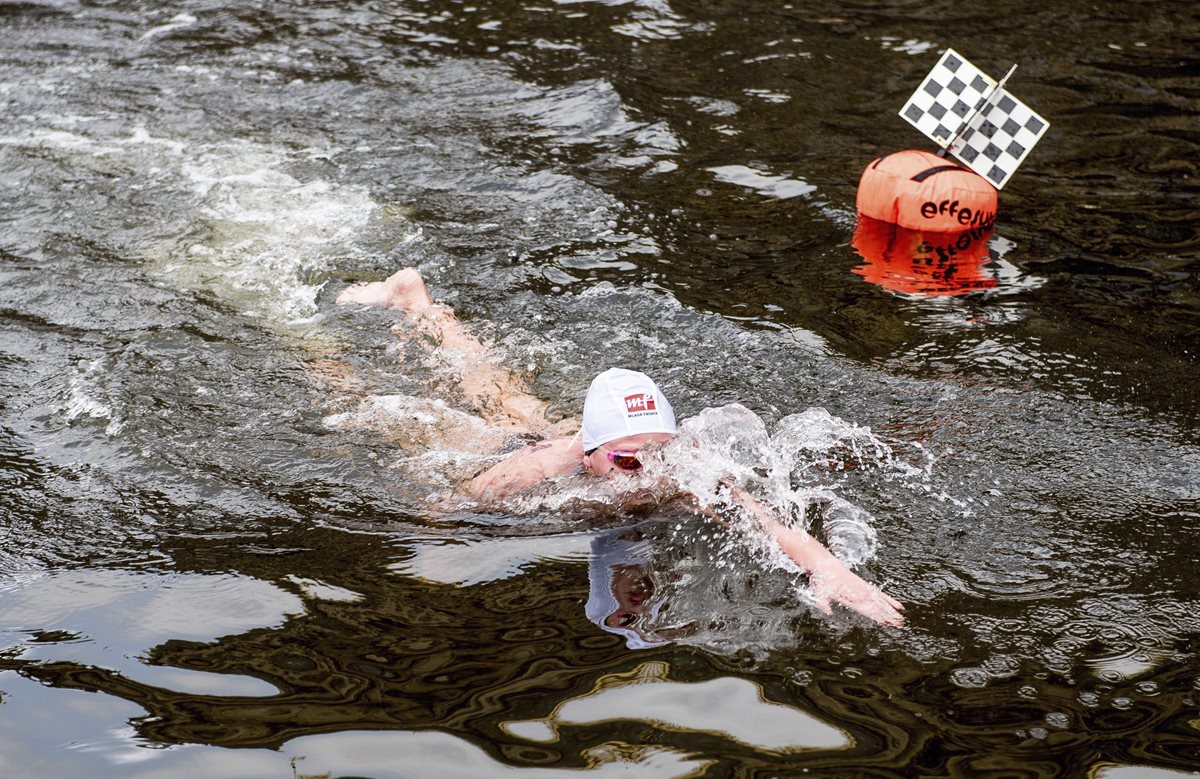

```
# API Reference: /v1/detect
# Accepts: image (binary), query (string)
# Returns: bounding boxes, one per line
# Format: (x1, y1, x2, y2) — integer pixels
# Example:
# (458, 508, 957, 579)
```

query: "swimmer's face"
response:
(583, 432, 674, 478)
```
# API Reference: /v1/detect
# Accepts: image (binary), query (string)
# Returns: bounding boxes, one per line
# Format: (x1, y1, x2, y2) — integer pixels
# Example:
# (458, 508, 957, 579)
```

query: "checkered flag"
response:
(899, 49, 1049, 189)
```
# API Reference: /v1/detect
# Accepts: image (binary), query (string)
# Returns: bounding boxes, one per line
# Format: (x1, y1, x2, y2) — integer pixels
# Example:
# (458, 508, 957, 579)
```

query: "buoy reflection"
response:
(851, 214, 998, 297)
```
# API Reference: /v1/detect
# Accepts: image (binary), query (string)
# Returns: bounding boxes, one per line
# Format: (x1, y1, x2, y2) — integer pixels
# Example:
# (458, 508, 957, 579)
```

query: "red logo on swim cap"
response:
(624, 393, 656, 413)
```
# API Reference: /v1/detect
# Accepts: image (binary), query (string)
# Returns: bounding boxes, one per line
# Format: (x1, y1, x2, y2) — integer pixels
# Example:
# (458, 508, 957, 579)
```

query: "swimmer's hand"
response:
(806, 565, 905, 627)
(728, 487, 905, 627)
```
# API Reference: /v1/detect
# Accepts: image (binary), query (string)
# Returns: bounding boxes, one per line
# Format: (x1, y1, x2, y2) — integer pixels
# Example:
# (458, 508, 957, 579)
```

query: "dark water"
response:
(1, 0, 1198, 776)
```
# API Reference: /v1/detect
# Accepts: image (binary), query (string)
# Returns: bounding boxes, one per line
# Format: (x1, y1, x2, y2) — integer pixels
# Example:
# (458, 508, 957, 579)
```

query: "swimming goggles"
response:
(597, 449, 643, 472)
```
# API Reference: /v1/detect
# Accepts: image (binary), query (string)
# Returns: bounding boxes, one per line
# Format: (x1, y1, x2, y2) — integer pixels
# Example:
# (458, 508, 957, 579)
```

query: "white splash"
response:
(64, 358, 124, 435)
(647, 405, 884, 568)
(172, 144, 389, 323)
(138, 13, 198, 41)
(498, 404, 915, 572)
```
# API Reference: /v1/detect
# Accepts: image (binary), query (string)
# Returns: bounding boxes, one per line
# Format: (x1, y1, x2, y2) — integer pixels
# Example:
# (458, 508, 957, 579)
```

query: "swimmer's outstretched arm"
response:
(337, 268, 555, 433)
(728, 488, 905, 627)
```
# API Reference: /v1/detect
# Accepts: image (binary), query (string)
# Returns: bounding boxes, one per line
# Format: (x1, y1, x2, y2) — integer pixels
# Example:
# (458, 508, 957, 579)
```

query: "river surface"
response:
(1, 1, 1198, 777)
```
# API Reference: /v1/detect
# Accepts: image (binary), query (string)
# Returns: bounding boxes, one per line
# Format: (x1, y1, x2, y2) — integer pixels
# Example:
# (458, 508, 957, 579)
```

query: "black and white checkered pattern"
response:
(899, 49, 995, 146)
(899, 49, 1050, 190)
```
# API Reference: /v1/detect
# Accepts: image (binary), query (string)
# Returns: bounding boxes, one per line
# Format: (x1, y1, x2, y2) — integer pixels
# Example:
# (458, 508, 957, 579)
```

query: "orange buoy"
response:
(855, 149, 997, 232)
(851, 214, 996, 297)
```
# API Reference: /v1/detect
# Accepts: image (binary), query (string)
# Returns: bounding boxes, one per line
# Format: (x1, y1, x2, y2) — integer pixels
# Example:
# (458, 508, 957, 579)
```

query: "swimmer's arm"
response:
(468, 437, 582, 500)
(728, 488, 905, 627)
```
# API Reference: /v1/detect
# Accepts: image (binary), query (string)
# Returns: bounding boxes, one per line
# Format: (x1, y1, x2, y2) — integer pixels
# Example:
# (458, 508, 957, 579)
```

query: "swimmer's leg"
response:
(314, 269, 431, 406)
(337, 268, 568, 435)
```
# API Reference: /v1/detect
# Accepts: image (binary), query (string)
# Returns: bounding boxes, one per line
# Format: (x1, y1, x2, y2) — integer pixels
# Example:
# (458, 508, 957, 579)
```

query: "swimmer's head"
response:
(580, 368, 676, 477)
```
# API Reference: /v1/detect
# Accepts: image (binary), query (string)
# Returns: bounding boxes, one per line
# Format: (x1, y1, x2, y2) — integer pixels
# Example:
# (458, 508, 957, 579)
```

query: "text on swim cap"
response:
(624, 393, 657, 413)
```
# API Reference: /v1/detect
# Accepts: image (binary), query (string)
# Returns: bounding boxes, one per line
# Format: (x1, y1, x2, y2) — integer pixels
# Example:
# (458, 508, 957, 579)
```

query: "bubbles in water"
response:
(949, 667, 989, 689)
(1134, 681, 1160, 696)
(981, 654, 1022, 680)
(1044, 711, 1070, 730)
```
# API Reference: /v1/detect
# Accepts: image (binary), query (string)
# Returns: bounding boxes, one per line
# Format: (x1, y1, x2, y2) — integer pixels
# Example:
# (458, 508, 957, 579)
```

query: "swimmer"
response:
(338, 269, 904, 626)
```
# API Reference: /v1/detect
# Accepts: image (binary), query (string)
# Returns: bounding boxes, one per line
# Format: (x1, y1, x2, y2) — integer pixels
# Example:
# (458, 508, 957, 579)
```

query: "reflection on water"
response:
(501, 660, 850, 752)
(851, 214, 1000, 298)
(0, 671, 714, 778)
(0, 570, 299, 699)
(1, 0, 1199, 775)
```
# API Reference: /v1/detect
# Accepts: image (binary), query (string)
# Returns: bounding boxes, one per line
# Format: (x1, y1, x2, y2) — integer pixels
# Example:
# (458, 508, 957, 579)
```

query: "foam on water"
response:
(137, 12, 198, 42)
(0, 123, 401, 325)
(168, 143, 393, 323)
(63, 358, 124, 436)
(323, 393, 506, 492)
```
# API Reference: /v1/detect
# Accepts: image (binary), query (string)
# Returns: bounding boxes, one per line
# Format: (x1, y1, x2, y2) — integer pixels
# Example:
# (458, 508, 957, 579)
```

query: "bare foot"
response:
(337, 268, 434, 315)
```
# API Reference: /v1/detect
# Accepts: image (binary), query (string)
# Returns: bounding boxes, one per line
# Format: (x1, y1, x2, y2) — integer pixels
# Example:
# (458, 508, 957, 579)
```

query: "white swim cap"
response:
(580, 368, 676, 452)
